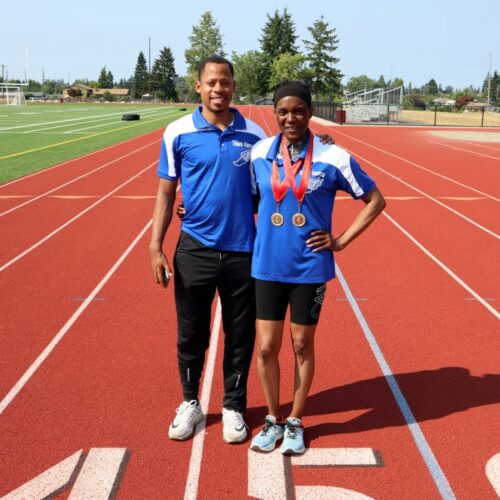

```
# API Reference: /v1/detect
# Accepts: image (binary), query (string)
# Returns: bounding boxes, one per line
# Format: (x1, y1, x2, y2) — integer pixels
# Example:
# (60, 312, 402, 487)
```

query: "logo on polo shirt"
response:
(307, 171, 325, 192)
(233, 148, 251, 167)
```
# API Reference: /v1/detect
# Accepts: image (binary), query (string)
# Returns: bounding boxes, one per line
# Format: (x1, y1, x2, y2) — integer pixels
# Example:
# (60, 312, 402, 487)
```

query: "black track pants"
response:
(173, 232, 255, 412)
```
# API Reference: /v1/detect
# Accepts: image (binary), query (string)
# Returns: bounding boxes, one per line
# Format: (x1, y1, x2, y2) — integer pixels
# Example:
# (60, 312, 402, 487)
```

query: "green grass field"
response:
(0, 103, 195, 183)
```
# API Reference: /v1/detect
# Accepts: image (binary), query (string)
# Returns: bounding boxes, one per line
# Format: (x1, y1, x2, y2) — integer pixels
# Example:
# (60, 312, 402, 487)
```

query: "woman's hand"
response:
(306, 230, 345, 252)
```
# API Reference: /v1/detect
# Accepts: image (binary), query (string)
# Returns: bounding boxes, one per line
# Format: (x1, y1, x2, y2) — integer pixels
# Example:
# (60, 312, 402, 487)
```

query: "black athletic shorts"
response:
(255, 279, 327, 325)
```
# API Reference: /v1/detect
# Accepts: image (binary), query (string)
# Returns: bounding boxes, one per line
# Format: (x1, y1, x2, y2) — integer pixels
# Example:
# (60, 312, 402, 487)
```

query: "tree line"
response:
(1, 8, 498, 106)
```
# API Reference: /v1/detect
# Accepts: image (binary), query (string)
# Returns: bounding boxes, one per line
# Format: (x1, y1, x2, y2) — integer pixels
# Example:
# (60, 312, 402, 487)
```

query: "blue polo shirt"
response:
(251, 133, 376, 283)
(158, 107, 266, 252)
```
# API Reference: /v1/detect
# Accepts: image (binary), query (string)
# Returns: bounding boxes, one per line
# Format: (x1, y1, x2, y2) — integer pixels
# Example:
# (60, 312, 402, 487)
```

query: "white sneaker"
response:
(168, 400, 204, 440)
(222, 408, 248, 443)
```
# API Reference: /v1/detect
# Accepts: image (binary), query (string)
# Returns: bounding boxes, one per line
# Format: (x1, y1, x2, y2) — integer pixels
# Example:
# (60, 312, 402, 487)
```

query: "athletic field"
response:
(0, 104, 499, 498)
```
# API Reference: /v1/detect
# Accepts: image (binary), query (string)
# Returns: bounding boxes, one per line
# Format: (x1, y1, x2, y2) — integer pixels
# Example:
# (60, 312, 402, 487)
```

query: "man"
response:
(149, 56, 266, 443)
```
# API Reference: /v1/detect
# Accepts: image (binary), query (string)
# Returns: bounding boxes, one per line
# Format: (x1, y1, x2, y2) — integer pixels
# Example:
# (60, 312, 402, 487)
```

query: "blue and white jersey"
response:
(158, 107, 266, 252)
(251, 133, 376, 283)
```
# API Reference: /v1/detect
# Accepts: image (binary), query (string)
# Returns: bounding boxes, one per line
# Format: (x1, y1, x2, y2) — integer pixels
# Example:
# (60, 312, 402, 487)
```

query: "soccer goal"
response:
(0, 83, 27, 106)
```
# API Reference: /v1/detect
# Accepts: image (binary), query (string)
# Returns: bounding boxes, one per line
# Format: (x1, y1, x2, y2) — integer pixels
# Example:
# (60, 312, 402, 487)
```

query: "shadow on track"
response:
(234, 367, 500, 440)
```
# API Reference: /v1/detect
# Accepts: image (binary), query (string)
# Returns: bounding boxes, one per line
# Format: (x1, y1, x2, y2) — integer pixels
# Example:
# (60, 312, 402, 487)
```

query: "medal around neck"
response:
(292, 212, 306, 227)
(271, 211, 284, 226)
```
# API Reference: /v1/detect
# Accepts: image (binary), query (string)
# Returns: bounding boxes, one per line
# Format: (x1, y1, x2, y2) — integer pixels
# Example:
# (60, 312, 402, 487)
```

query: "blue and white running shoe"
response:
(280, 417, 305, 455)
(250, 416, 285, 452)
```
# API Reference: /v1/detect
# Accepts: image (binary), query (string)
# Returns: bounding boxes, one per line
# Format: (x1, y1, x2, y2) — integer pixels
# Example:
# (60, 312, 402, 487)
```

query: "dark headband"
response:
(273, 81, 312, 108)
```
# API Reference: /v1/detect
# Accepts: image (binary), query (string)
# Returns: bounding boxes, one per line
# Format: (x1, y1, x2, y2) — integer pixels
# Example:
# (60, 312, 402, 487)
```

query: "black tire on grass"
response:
(122, 113, 140, 121)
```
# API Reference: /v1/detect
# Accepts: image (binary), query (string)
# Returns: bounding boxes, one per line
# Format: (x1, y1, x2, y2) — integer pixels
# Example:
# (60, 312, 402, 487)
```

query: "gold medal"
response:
(271, 212, 284, 226)
(292, 212, 306, 227)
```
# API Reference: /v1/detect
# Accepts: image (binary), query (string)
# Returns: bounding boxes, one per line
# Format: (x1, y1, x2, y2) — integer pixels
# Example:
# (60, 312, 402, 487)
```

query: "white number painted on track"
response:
(1, 448, 127, 500)
(248, 447, 381, 499)
(486, 453, 500, 496)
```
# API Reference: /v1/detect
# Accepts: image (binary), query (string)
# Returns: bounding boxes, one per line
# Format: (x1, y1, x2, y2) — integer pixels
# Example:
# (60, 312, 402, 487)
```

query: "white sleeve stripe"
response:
(338, 161, 365, 197)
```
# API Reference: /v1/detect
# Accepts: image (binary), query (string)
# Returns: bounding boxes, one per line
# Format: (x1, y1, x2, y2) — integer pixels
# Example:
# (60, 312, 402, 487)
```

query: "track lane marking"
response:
(335, 263, 456, 499)
(341, 149, 499, 240)
(0, 160, 157, 272)
(0, 140, 159, 218)
(382, 211, 500, 319)
(184, 298, 222, 500)
(327, 128, 499, 202)
(0, 219, 152, 415)
(428, 140, 500, 161)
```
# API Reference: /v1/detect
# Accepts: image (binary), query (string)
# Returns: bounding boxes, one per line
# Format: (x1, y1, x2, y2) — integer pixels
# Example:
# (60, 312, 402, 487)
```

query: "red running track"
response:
(0, 109, 499, 499)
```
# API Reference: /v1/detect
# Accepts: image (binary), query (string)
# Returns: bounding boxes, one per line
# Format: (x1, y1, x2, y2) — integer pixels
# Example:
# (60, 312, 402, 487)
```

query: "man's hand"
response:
(149, 247, 172, 288)
(176, 202, 186, 219)
(306, 230, 345, 252)
(316, 133, 335, 145)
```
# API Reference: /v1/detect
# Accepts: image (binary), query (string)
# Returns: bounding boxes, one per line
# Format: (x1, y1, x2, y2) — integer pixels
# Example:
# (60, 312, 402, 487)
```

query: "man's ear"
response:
(195, 80, 201, 94)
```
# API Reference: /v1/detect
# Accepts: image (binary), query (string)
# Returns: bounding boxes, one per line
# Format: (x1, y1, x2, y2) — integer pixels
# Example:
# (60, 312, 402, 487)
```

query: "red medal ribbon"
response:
(270, 133, 313, 205)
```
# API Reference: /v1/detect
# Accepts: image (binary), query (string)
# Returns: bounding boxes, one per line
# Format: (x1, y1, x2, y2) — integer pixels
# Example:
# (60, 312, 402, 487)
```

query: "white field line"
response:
(63, 110, 175, 134)
(428, 140, 500, 161)
(0, 107, 164, 132)
(348, 150, 500, 240)
(0, 133, 159, 190)
(0, 139, 159, 218)
(184, 298, 222, 500)
(335, 263, 456, 500)
(25, 108, 174, 134)
(328, 128, 499, 202)
(0, 219, 152, 415)
(0, 160, 157, 272)
(461, 140, 500, 152)
(383, 211, 500, 319)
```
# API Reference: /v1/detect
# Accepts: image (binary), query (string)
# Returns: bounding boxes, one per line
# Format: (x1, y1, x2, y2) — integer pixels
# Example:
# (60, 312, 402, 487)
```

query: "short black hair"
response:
(273, 80, 312, 108)
(198, 56, 234, 80)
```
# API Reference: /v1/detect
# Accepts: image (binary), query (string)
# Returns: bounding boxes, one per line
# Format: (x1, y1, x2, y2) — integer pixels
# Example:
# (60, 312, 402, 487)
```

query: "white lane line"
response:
(0, 132, 159, 190)
(0, 160, 157, 272)
(256, 106, 274, 136)
(291, 448, 379, 466)
(428, 140, 500, 161)
(335, 263, 456, 500)
(69, 448, 128, 499)
(383, 211, 500, 319)
(2, 450, 84, 499)
(349, 151, 499, 240)
(296, 486, 373, 499)
(462, 140, 500, 153)
(184, 298, 222, 500)
(328, 128, 499, 202)
(0, 139, 159, 218)
(0, 219, 152, 415)
(486, 453, 500, 496)
(248, 449, 288, 499)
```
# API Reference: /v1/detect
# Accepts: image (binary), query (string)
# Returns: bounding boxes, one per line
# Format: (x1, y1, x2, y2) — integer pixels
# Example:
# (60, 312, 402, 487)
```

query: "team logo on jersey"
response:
(233, 148, 251, 167)
(307, 171, 325, 192)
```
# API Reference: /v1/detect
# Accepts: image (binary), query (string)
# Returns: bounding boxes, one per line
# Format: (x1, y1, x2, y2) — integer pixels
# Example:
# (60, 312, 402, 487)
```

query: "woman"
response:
(249, 81, 385, 455)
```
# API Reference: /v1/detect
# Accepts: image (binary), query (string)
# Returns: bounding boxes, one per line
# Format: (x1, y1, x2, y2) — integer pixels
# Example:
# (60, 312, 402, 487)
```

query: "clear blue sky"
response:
(2, 0, 499, 90)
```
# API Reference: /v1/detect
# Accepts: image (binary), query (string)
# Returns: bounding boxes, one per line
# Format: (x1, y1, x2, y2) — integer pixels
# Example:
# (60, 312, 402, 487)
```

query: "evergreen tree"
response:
(259, 8, 298, 94)
(131, 52, 148, 99)
(97, 66, 112, 88)
(151, 47, 178, 101)
(185, 11, 225, 75)
(303, 15, 342, 100)
(107, 70, 114, 88)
